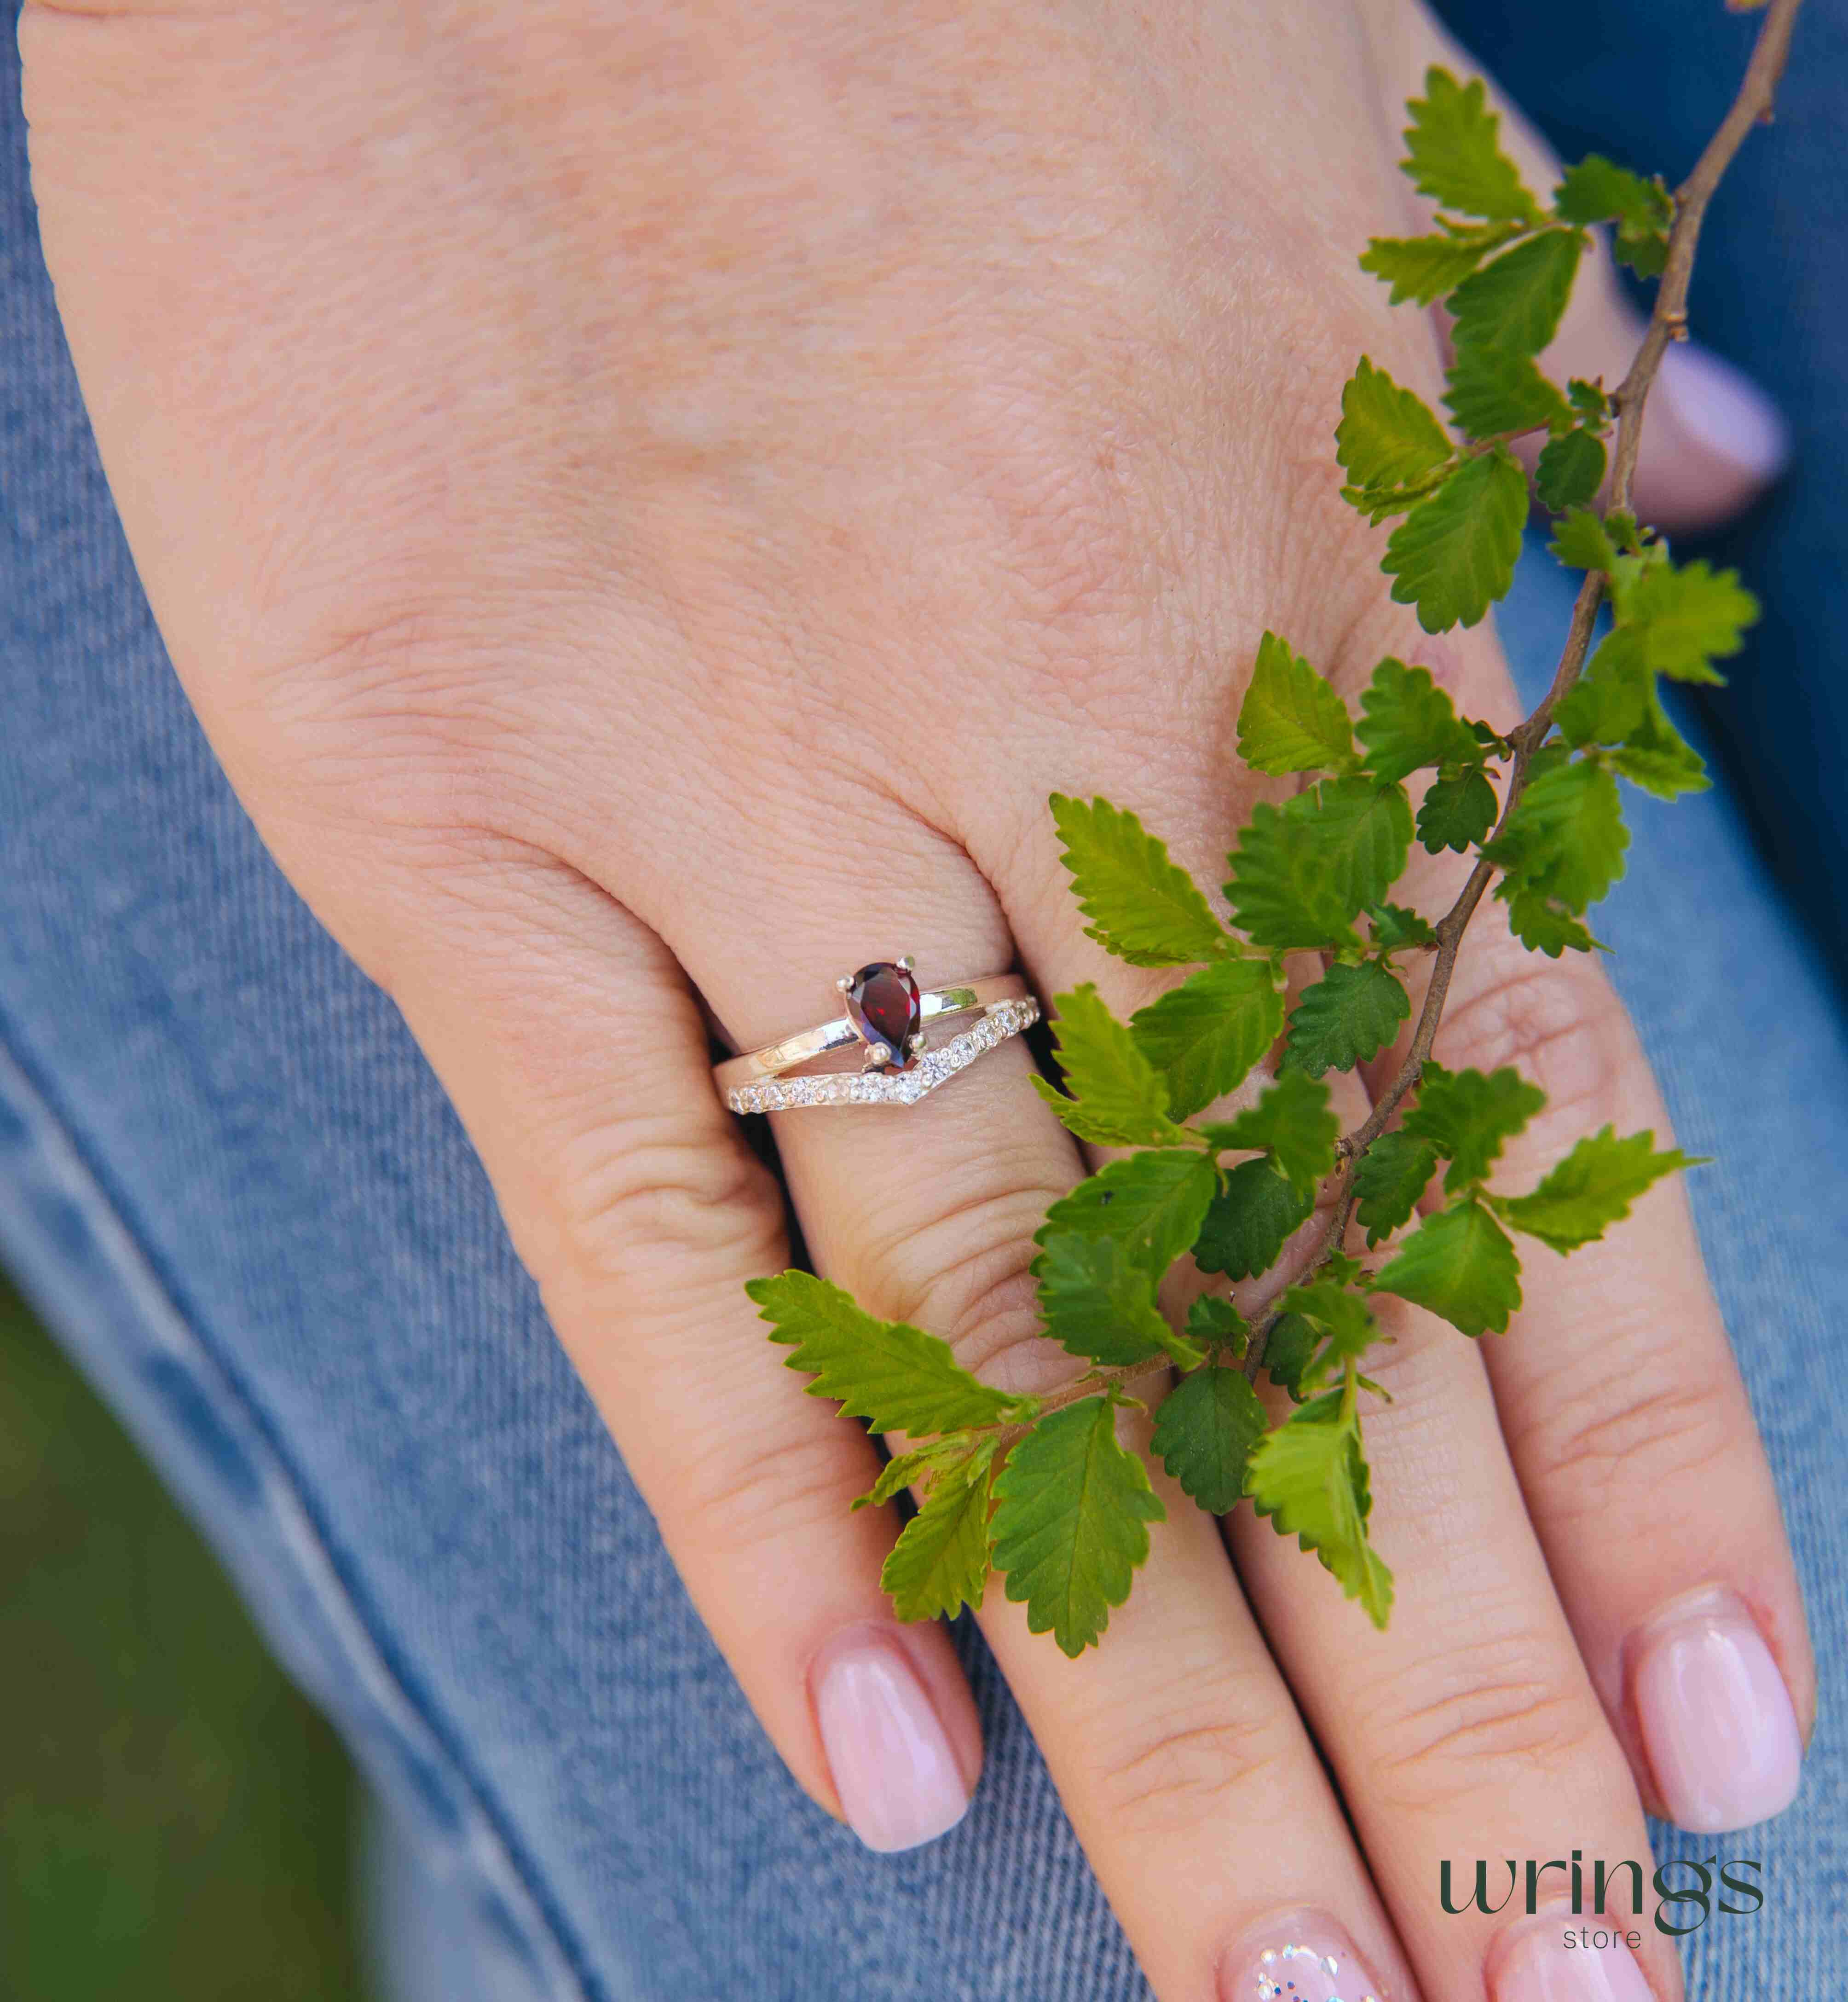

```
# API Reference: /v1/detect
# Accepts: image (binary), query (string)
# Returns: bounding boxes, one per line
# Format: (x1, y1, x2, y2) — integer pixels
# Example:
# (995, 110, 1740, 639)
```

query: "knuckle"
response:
(1432, 941, 1632, 1144)
(244, 608, 536, 842)
(1089, 1684, 1289, 1836)
(868, 1175, 1075, 1401)
(673, 1421, 860, 1556)
(554, 1113, 785, 1297)
(1515, 1345, 1736, 1514)
(1364, 1629, 1607, 1813)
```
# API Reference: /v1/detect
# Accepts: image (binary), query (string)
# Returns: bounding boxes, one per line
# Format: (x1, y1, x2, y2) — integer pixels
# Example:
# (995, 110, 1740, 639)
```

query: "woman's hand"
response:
(20, 2, 1809, 1996)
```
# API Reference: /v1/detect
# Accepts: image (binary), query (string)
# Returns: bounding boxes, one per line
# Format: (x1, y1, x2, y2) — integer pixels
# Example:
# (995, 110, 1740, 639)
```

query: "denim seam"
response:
(0, 1004, 603, 2002)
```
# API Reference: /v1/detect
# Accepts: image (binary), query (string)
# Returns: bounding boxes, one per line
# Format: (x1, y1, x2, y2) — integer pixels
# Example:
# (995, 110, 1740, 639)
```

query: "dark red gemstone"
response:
(844, 961, 923, 1070)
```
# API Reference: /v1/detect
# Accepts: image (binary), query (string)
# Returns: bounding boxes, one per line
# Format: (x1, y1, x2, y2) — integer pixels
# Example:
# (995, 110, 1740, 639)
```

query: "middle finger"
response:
(972, 690, 1678, 2002)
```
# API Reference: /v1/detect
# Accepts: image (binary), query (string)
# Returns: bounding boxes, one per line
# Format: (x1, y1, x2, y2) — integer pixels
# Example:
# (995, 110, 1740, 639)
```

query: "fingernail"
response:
(1632, 1587, 1802, 1832)
(1488, 1912, 1652, 2002)
(813, 1630, 970, 1852)
(1655, 341, 1791, 482)
(1219, 1911, 1393, 2002)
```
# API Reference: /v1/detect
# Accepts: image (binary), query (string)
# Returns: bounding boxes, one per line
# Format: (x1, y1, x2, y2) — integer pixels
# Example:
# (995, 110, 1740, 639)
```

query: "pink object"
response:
(1218, 1912, 1395, 2002)
(1632, 1590, 1803, 1833)
(1655, 341, 1791, 483)
(813, 1633, 970, 1852)
(1489, 1916, 1653, 2002)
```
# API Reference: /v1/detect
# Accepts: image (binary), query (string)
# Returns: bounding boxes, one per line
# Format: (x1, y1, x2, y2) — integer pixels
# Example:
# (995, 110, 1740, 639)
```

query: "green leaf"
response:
(1359, 231, 1498, 305)
(1443, 343, 1571, 439)
(880, 1447, 997, 1622)
(1281, 1280, 1383, 1395)
(1236, 631, 1359, 776)
(1554, 154, 1673, 232)
(1567, 378, 1612, 428)
(1049, 794, 1230, 969)
(1605, 509, 1644, 555)
(1035, 1149, 1219, 1280)
(1223, 799, 1361, 951)
(1553, 155, 1673, 276)
(1130, 957, 1286, 1118)
(1550, 507, 1620, 572)
(1370, 1197, 1523, 1336)
(1613, 225, 1669, 281)
(992, 1396, 1165, 1657)
(1556, 626, 1651, 747)
(1356, 657, 1483, 781)
(1225, 773, 1417, 953)
(1352, 1130, 1441, 1247)
(1260, 1311, 1317, 1400)
(1448, 229, 1584, 358)
(855, 1437, 975, 1512)
(1185, 1293, 1250, 1357)
(1192, 1158, 1314, 1281)
(750, 1272, 1028, 1435)
(1494, 1125, 1699, 1252)
(1033, 984, 1182, 1147)
(1247, 1406, 1394, 1626)
(1485, 756, 1629, 913)
(1611, 694, 1709, 800)
(1417, 768, 1500, 854)
(1402, 1061, 1547, 1192)
(1505, 888, 1601, 957)
(1205, 1071, 1341, 1199)
(1036, 1233, 1202, 1370)
(1367, 901, 1438, 953)
(1622, 560, 1759, 683)
(1384, 447, 1530, 633)
(1282, 960, 1410, 1078)
(1400, 67, 1540, 224)
(1320, 1248, 1366, 1291)
(1281, 776, 1415, 919)
(1336, 359, 1456, 500)
(1151, 1365, 1268, 1514)
(1535, 428, 1608, 511)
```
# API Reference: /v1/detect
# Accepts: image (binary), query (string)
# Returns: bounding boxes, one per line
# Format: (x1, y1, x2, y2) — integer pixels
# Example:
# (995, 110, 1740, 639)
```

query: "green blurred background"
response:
(0, 1269, 374, 1999)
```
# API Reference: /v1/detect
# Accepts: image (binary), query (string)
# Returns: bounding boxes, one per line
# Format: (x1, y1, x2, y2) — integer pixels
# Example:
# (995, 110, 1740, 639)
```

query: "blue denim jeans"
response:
(1, 10, 1843, 1999)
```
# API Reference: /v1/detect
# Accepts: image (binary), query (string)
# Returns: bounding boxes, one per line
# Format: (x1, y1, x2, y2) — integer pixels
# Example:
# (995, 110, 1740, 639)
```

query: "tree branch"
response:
(992, 0, 1802, 1415)
(1232, 0, 1803, 1379)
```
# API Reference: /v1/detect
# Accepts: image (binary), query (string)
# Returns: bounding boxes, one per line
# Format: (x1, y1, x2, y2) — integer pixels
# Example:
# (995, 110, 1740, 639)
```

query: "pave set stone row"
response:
(726, 998, 1040, 1113)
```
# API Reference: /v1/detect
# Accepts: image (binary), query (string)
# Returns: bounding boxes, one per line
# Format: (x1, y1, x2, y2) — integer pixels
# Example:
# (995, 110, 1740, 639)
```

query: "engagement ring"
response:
(713, 959, 1040, 1113)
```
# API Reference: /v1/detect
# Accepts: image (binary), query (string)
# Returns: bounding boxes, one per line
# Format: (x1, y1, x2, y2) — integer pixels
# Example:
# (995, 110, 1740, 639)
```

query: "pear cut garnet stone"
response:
(844, 961, 923, 1070)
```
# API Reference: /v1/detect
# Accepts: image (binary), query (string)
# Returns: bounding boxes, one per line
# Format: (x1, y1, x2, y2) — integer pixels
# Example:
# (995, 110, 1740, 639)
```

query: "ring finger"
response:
(653, 800, 1427, 2002)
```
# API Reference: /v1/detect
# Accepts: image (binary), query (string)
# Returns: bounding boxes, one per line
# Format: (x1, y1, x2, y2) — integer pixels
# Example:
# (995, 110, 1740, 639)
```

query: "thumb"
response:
(1376, 0, 1790, 537)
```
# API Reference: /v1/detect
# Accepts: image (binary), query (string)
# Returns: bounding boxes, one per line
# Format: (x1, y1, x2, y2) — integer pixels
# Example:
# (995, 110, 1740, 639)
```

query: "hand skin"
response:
(19, 3, 1812, 1998)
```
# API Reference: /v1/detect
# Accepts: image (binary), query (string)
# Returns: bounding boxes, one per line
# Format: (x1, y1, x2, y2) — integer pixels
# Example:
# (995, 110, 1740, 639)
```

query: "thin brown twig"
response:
(977, 0, 1802, 1431)
(1233, 0, 1802, 1380)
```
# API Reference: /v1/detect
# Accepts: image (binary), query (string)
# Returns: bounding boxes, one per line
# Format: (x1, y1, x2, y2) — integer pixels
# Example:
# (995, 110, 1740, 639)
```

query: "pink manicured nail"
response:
(813, 1632, 970, 1852)
(1655, 341, 1791, 482)
(1219, 1911, 1393, 2002)
(1489, 1913, 1653, 2002)
(1632, 1588, 1802, 1833)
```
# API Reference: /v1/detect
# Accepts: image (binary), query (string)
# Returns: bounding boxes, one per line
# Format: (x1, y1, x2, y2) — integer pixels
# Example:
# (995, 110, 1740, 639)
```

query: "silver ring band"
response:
(713, 961, 1039, 1113)
(722, 996, 1040, 1113)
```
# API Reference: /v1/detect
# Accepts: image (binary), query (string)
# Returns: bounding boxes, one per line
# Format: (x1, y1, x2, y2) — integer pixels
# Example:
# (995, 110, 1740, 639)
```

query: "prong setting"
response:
(840, 960, 925, 1071)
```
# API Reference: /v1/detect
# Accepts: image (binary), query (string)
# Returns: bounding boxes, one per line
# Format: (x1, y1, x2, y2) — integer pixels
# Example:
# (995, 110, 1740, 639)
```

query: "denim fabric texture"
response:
(1, 6, 1843, 1997)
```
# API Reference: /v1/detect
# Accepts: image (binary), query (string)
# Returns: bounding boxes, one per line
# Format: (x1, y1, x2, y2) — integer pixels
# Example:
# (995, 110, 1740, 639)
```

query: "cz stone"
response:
(844, 961, 923, 1069)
